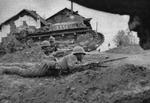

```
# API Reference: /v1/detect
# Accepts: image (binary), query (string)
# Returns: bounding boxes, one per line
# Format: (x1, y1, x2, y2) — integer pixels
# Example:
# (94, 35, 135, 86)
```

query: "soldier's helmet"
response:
(49, 36, 55, 42)
(72, 46, 86, 55)
(41, 40, 50, 47)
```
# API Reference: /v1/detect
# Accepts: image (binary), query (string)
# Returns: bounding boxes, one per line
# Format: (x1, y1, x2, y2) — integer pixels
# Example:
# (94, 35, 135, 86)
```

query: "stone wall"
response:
(0, 15, 41, 42)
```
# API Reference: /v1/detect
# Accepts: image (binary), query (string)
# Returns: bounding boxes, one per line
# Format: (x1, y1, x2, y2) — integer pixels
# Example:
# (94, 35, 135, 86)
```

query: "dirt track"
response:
(0, 46, 150, 103)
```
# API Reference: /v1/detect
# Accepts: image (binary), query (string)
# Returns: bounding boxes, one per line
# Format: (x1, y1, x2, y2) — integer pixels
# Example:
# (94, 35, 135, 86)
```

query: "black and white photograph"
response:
(0, 0, 150, 103)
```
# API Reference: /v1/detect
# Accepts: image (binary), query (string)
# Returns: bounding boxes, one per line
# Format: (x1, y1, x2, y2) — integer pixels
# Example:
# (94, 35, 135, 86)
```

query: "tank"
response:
(28, 21, 105, 52)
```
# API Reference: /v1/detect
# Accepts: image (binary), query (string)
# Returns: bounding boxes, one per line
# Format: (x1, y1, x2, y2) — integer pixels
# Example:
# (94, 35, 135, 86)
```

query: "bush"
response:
(2, 35, 26, 53)
(114, 30, 138, 47)
(0, 43, 6, 55)
(14, 30, 28, 43)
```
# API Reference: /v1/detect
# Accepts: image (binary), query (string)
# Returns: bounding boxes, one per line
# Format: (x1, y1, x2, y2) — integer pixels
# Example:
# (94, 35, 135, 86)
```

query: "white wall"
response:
(0, 24, 10, 42)
(0, 15, 41, 42)
(14, 15, 40, 28)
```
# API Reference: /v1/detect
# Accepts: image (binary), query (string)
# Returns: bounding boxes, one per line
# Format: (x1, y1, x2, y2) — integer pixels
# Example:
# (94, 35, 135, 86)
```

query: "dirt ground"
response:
(0, 46, 150, 103)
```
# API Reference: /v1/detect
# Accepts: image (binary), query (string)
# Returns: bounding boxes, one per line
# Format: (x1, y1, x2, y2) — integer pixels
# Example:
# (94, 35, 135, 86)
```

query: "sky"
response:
(0, 0, 130, 51)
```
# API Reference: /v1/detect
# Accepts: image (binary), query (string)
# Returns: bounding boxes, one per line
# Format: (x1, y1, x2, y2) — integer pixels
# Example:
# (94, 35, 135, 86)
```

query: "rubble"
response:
(0, 62, 150, 103)
(0, 46, 45, 63)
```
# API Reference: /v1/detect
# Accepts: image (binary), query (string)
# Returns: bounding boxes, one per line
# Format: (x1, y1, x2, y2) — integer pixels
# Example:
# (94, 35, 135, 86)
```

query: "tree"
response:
(114, 30, 133, 47)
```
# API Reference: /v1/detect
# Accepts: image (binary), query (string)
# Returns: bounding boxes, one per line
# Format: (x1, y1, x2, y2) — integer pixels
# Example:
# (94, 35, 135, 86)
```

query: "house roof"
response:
(46, 8, 85, 21)
(0, 9, 47, 29)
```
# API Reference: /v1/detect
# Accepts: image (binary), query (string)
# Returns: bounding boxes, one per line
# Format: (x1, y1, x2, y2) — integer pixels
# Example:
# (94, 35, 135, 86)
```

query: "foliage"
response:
(14, 30, 28, 43)
(0, 43, 6, 55)
(114, 30, 138, 47)
(1, 35, 26, 53)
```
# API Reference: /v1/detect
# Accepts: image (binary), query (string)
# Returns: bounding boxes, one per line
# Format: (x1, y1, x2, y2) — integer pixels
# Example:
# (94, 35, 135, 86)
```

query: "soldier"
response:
(41, 36, 57, 56)
(1, 46, 87, 77)
(57, 45, 87, 74)
(49, 36, 55, 44)
(48, 36, 58, 53)
(40, 40, 56, 61)
(40, 40, 51, 56)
